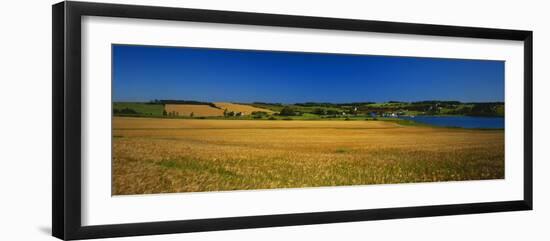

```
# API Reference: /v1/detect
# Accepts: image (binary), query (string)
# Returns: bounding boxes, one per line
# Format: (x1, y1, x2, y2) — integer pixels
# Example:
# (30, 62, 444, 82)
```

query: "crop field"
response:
(164, 104, 224, 117)
(214, 102, 275, 115)
(112, 117, 504, 195)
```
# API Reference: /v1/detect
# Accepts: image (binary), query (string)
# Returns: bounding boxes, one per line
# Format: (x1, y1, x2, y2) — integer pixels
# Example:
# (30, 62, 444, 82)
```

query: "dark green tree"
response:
(279, 106, 298, 116)
(312, 108, 326, 115)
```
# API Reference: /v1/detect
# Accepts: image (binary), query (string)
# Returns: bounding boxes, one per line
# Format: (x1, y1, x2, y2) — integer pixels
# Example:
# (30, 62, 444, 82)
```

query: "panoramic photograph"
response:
(112, 44, 505, 195)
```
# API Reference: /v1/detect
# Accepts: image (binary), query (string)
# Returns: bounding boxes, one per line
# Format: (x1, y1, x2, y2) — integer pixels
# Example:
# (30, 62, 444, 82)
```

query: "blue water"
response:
(400, 116, 504, 129)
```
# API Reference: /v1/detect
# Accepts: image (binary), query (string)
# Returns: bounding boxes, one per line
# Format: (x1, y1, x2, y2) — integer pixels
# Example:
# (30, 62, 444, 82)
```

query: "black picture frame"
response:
(52, 1, 533, 240)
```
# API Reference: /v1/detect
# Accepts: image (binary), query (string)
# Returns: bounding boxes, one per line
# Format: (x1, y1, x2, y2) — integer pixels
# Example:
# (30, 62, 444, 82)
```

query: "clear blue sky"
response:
(112, 45, 504, 103)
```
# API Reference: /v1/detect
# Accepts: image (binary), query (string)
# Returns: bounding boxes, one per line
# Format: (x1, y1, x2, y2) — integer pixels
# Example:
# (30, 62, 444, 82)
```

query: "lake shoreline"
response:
(400, 115, 504, 129)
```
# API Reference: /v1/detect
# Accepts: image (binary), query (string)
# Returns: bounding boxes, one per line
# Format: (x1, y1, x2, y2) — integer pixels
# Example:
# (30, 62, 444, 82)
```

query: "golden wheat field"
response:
(112, 117, 504, 195)
(213, 102, 275, 115)
(164, 104, 223, 117)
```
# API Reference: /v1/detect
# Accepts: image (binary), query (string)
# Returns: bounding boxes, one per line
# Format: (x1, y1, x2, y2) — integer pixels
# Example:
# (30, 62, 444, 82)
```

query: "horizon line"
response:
(113, 99, 505, 104)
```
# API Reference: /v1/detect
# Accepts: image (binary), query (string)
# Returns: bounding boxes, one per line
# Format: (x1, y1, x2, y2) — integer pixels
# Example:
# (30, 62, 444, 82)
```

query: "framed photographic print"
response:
(52, 1, 533, 240)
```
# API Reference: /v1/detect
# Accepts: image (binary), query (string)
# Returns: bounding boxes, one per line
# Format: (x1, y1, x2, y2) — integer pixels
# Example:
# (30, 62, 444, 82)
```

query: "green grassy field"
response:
(113, 102, 164, 116)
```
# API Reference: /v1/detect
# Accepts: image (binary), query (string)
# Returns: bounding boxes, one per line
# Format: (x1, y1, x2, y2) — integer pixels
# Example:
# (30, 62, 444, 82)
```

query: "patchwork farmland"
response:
(164, 104, 224, 117)
(213, 102, 275, 115)
(115, 101, 275, 117)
